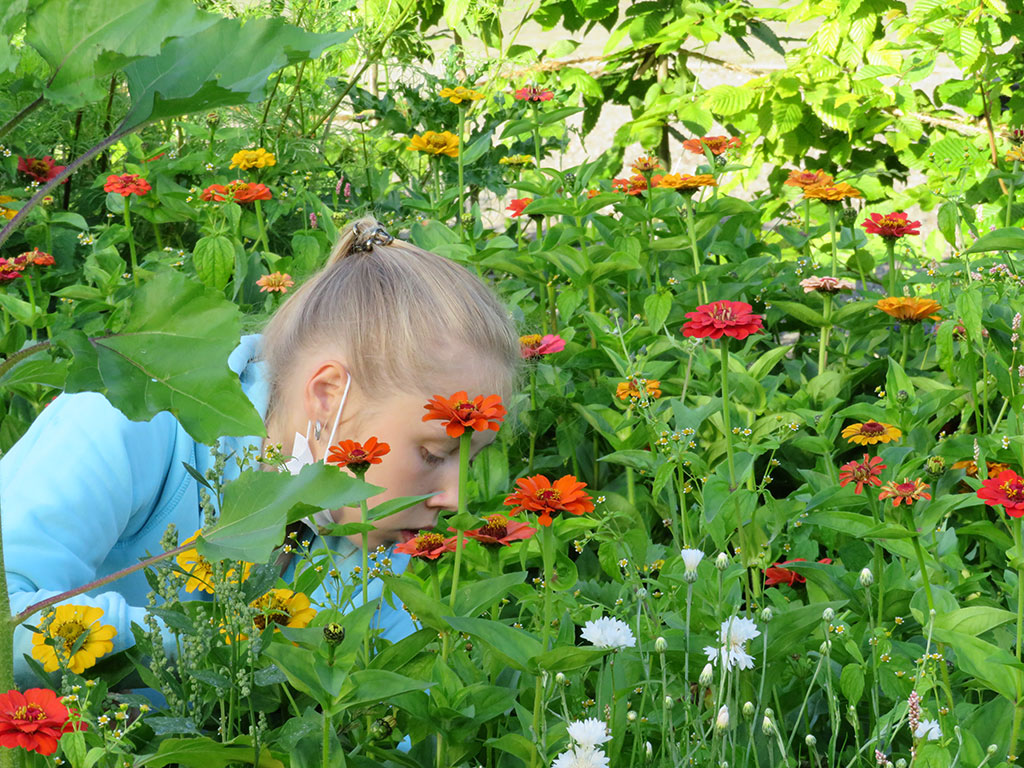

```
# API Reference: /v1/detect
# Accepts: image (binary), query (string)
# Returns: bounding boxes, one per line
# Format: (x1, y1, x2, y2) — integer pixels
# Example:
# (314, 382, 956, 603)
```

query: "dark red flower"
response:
(327, 436, 390, 474)
(681, 300, 764, 340)
(103, 173, 151, 197)
(457, 513, 537, 547)
(423, 392, 506, 438)
(861, 212, 921, 239)
(682, 136, 742, 156)
(977, 469, 1024, 518)
(0, 260, 22, 283)
(0, 688, 85, 756)
(504, 474, 594, 527)
(838, 454, 886, 494)
(507, 198, 533, 217)
(232, 181, 272, 203)
(514, 86, 554, 102)
(17, 156, 66, 184)
(394, 532, 458, 559)
(764, 558, 833, 587)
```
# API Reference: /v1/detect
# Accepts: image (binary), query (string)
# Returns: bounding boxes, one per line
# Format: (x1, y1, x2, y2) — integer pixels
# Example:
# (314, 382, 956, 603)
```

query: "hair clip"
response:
(352, 224, 394, 252)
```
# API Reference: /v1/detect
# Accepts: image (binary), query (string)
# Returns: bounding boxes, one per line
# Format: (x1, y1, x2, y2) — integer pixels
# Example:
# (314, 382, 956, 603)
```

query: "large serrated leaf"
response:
(25, 0, 217, 107)
(192, 234, 234, 291)
(62, 270, 264, 443)
(705, 85, 754, 117)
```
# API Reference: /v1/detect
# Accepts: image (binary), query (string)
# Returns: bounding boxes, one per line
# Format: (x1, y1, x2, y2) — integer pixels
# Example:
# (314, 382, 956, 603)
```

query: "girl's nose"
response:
(425, 466, 460, 512)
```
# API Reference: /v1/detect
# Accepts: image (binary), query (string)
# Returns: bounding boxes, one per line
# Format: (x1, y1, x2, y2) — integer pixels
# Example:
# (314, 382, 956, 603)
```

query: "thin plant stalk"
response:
(828, 205, 839, 278)
(720, 339, 737, 486)
(123, 202, 140, 287)
(447, 433, 472, 612)
(359, 496, 370, 661)
(1008, 160, 1019, 229)
(885, 238, 897, 295)
(456, 106, 467, 238)
(21, 273, 37, 341)
(684, 196, 707, 304)
(253, 199, 270, 254)
(818, 293, 833, 372)
(531, 524, 556, 767)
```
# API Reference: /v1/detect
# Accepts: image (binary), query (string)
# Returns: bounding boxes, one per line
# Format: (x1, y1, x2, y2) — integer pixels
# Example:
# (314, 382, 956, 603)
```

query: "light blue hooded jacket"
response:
(0, 335, 413, 682)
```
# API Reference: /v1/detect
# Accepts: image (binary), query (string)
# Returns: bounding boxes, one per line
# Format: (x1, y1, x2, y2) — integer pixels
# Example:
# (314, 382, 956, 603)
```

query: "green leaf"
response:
(132, 736, 284, 768)
(643, 292, 671, 330)
(955, 286, 983, 345)
(529, 645, 608, 673)
(198, 463, 378, 562)
(0, 293, 40, 326)
(62, 270, 264, 443)
(192, 234, 234, 291)
(936, 201, 958, 246)
(461, 133, 492, 166)
(840, 664, 864, 706)
(772, 300, 826, 328)
(25, 0, 217, 107)
(965, 227, 1024, 254)
(444, 616, 542, 671)
(705, 84, 754, 117)
(0, 358, 67, 390)
(120, 18, 351, 130)
(338, 669, 430, 710)
(748, 345, 793, 381)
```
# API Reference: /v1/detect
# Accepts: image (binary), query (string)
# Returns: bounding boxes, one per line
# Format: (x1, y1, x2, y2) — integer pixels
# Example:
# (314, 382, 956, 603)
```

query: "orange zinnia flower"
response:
(256, 272, 294, 293)
(783, 169, 833, 189)
(951, 459, 1011, 479)
(422, 391, 506, 438)
(631, 155, 663, 173)
(612, 174, 648, 195)
(841, 421, 901, 445)
(394, 531, 459, 559)
(682, 136, 742, 156)
(615, 379, 661, 402)
(875, 297, 942, 323)
(459, 513, 537, 547)
(504, 474, 594, 526)
(103, 173, 151, 197)
(877, 477, 931, 506)
(507, 198, 533, 217)
(802, 181, 862, 202)
(655, 173, 717, 194)
(232, 181, 272, 203)
(838, 454, 886, 494)
(327, 436, 390, 474)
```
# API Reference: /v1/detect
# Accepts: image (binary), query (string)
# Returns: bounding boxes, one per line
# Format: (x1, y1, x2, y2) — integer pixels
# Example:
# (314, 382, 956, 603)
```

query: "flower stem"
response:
(818, 293, 832, 373)
(911, 533, 936, 613)
(254, 199, 270, 254)
(360, 496, 370, 662)
(1008, 160, 1019, 229)
(885, 238, 897, 296)
(448, 433, 472, 612)
(531, 103, 542, 168)
(457, 107, 467, 239)
(900, 323, 911, 370)
(531, 525, 555, 765)
(21, 273, 37, 341)
(684, 196, 706, 304)
(828, 205, 839, 279)
(803, 198, 811, 262)
(720, 339, 736, 487)
(1015, 517, 1023, 663)
(123, 202, 139, 287)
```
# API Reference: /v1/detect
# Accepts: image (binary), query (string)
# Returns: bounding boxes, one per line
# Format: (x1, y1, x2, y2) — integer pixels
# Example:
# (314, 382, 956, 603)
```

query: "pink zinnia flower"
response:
(800, 276, 856, 294)
(520, 334, 565, 358)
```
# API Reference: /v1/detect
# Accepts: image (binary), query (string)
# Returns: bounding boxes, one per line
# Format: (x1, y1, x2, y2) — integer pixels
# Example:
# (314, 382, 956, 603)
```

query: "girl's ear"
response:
(303, 360, 353, 447)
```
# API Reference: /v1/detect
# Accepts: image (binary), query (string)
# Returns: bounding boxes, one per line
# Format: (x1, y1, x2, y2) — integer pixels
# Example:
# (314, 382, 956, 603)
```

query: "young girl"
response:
(0, 216, 521, 682)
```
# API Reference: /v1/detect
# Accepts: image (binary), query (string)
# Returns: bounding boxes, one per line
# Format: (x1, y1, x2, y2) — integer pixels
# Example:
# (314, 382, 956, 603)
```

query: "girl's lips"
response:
(398, 530, 417, 543)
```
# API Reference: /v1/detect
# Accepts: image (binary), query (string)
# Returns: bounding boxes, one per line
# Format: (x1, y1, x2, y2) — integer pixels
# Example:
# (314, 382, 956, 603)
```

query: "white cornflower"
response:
(680, 548, 704, 571)
(715, 705, 730, 731)
(703, 615, 760, 670)
(914, 719, 941, 741)
(581, 617, 636, 649)
(567, 718, 610, 748)
(551, 746, 610, 768)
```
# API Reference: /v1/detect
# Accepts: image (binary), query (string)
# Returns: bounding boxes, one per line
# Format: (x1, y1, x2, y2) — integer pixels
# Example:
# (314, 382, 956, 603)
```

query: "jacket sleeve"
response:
(0, 392, 181, 680)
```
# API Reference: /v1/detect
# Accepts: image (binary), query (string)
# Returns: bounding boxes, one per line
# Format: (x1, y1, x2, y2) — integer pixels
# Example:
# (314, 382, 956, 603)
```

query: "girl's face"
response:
(333, 391, 498, 550)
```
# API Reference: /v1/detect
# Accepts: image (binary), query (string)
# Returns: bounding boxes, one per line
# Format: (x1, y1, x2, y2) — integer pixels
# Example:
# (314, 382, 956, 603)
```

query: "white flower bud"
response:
(645, 741, 653, 759)
(716, 552, 730, 571)
(805, 734, 817, 748)
(627, 710, 638, 722)
(762, 715, 774, 736)
(655, 636, 667, 653)
(664, 695, 674, 710)
(760, 607, 773, 623)
(859, 567, 874, 588)
(699, 663, 715, 687)
(896, 760, 907, 768)
(715, 705, 730, 732)
(742, 701, 755, 719)
(822, 607, 835, 622)
(555, 672, 566, 686)
(820, 639, 832, 654)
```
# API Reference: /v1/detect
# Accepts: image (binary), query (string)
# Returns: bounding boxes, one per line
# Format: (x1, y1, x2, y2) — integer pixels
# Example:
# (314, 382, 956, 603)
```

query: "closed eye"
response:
(420, 447, 445, 466)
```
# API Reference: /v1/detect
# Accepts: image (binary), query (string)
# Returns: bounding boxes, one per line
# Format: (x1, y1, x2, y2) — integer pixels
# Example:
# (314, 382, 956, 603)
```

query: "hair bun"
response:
(351, 222, 395, 253)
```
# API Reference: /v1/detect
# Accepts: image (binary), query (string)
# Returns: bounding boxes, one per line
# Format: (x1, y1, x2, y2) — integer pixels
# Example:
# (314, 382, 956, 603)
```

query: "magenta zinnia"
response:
(977, 469, 1024, 518)
(862, 212, 921, 239)
(682, 300, 764, 340)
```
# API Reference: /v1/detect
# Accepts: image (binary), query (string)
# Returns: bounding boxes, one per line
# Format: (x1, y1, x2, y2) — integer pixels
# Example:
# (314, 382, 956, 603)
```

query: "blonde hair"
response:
(262, 216, 521, 415)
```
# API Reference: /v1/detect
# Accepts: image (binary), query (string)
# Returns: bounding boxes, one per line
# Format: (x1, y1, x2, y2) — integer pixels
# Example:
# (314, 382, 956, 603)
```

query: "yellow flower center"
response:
(13, 704, 47, 722)
(537, 488, 561, 503)
(54, 620, 87, 654)
(479, 514, 509, 538)
(1001, 480, 1024, 500)
(520, 334, 542, 347)
(416, 533, 445, 551)
(252, 594, 292, 630)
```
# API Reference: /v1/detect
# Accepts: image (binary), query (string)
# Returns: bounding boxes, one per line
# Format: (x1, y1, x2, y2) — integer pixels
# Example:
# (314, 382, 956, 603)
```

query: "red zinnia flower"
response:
(458, 513, 537, 547)
(0, 260, 22, 283)
(103, 173, 151, 197)
(504, 474, 594, 527)
(17, 156, 66, 184)
(681, 300, 764, 340)
(612, 174, 648, 195)
(0, 688, 84, 756)
(232, 182, 272, 203)
(514, 86, 554, 102)
(861, 212, 921, 239)
(977, 469, 1024, 518)
(877, 477, 931, 506)
(394, 531, 459, 560)
(327, 436, 390, 473)
(764, 558, 833, 587)
(423, 392, 506, 438)
(507, 198, 533, 217)
(682, 136, 742, 156)
(201, 184, 229, 202)
(838, 454, 886, 494)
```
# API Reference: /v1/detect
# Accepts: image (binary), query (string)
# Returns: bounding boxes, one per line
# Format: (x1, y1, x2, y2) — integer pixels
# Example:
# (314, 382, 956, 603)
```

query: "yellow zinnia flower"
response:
(875, 297, 942, 323)
(252, 589, 316, 633)
(0, 195, 17, 221)
(616, 379, 662, 402)
(439, 86, 484, 104)
(656, 173, 717, 194)
(499, 155, 534, 167)
(229, 147, 276, 170)
(803, 181, 862, 202)
(1006, 146, 1024, 163)
(31, 604, 116, 674)
(175, 531, 252, 594)
(407, 131, 460, 157)
(841, 421, 902, 445)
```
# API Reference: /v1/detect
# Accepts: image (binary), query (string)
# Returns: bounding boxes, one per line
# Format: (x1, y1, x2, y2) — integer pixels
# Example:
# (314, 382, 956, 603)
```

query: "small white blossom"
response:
(914, 719, 941, 741)
(551, 745, 610, 768)
(566, 718, 610, 748)
(715, 705, 730, 731)
(680, 548, 704, 573)
(703, 615, 760, 670)
(581, 617, 636, 649)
